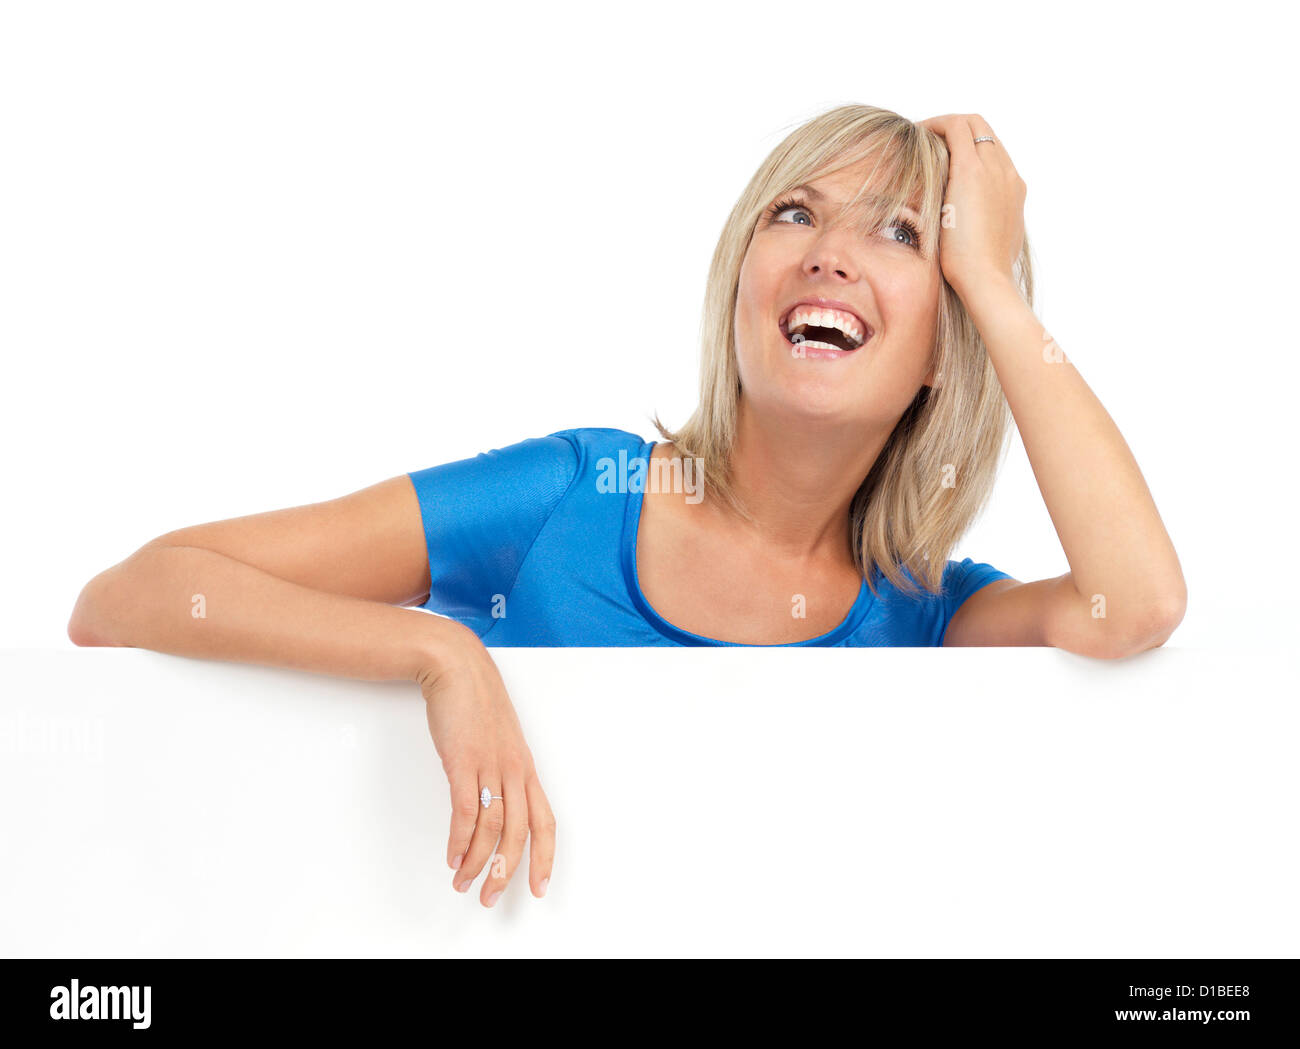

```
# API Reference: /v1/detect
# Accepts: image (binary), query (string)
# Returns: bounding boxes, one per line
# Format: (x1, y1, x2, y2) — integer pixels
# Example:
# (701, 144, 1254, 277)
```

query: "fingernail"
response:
(539, 878, 549, 897)
(486, 890, 502, 907)
(451, 853, 463, 870)
(456, 880, 471, 893)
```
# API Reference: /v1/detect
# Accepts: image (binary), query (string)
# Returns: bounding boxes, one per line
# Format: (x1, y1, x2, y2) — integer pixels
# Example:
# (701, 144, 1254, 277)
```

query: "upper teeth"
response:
(785, 307, 866, 348)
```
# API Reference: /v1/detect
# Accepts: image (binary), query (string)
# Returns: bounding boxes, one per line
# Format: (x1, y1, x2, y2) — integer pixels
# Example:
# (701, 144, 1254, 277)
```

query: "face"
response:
(734, 156, 943, 430)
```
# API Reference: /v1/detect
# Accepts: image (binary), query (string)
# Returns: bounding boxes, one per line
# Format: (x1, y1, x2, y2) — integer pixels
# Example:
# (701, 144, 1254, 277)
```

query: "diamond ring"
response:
(480, 787, 504, 809)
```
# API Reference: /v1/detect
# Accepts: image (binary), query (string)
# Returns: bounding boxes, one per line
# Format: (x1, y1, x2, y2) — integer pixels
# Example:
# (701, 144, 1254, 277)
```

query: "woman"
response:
(67, 104, 1187, 910)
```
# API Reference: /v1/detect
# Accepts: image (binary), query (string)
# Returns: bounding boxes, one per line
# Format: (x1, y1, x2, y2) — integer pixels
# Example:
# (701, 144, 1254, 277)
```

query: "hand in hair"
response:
(918, 113, 1027, 299)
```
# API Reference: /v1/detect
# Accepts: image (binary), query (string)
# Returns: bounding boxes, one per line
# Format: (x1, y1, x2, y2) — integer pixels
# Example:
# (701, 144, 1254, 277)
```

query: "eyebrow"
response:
(789, 183, 826, 201)
(785, 184, 923, 220)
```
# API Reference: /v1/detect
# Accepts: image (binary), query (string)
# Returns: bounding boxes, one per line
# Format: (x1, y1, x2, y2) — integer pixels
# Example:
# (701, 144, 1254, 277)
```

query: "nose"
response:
(801, 231, 859, 283)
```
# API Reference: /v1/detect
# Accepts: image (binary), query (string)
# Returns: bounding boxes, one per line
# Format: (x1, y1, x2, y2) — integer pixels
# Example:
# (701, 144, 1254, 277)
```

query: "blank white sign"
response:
(1, 646, 1293, 957)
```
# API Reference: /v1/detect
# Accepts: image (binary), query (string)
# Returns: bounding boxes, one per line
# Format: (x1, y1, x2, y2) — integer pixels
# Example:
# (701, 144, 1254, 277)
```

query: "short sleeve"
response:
(938, 557, 1014, 645)
(406, 435, 580, 637)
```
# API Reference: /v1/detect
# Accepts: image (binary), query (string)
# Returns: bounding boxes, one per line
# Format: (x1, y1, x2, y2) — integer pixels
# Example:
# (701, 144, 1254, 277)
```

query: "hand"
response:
(416, 619, 555, 907)
(918, 113, 1027, 298)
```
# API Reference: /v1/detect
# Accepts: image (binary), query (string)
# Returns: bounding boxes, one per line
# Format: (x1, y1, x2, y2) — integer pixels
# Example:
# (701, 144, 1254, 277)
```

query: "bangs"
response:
(767, 124, 947, 260)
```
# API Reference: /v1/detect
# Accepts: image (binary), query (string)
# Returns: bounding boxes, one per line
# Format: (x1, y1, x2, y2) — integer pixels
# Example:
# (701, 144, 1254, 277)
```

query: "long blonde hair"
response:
(653, 103, 1034, 598)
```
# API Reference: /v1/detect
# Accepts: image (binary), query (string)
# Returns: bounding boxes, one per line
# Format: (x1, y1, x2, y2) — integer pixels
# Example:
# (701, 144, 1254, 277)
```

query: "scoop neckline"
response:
(619, 439, 877, 647)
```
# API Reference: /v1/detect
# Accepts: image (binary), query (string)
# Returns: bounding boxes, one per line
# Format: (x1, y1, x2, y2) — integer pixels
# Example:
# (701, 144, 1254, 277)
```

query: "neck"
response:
(719, 399, 892, 563)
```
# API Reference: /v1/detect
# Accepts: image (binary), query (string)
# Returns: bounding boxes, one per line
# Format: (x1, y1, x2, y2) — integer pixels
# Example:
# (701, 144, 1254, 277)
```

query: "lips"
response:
(777, 297, 873, 353)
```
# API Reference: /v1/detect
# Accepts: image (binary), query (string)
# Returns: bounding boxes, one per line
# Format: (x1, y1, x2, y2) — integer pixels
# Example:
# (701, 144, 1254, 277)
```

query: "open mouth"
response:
(778, 304, 872, 353)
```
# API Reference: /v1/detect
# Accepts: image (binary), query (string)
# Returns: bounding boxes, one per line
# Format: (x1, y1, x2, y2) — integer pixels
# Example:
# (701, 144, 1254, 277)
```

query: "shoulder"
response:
(846, 555, 1014, 646)
(872, 556, 1011, 603)
(406, 426, 650, 519)
(940, 557, 1014, 598)
(543, 426, 649, 463)
(407, 428, 646, 633)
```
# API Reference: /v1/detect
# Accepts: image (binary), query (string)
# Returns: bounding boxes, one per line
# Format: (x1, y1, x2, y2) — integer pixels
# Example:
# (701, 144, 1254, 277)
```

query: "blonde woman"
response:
(67, 104, 1187, 909)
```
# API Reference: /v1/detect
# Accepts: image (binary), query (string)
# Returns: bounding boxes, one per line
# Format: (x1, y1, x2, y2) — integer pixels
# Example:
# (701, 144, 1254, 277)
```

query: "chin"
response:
(762, 381, 865, 426)
(738, 345, 874, 425)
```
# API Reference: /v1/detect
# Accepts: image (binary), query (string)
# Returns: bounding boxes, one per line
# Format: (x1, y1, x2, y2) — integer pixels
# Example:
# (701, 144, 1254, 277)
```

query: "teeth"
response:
(784, 305, 866, 348)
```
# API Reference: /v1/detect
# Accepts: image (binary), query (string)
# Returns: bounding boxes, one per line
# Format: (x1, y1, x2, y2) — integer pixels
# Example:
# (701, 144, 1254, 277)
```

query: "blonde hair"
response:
(652, 102, 1034, 598)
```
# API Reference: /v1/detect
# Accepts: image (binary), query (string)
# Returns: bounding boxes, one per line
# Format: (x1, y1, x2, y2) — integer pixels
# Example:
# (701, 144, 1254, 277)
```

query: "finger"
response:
(918, 113, 967, 142)
(446, 766, 480, 875)
(966, 114, 1004, 159)
(955, 114, 995, 168)
(966, 118, 1026, 201)
(962, 114, 1023, 184)
(481, 773, 529, 908)
(918, 112, 961, 132)
(453, 771, 504, 894)
(920, 113, 986, 169)
(975, 122, 1023, 183)
(525, 771, 557, 898)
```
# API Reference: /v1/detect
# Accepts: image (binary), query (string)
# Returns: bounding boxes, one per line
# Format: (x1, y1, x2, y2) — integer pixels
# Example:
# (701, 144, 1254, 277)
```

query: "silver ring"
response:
(974, 136, 996, 144)
(480, 787, 504, 808)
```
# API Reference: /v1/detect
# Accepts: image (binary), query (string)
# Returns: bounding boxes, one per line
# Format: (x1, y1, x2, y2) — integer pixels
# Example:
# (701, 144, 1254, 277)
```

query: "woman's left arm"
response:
(920, 113, 1187, 658)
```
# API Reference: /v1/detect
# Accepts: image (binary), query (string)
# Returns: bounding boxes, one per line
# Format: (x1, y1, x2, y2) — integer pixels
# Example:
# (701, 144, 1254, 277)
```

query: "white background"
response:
(1, 1, 1296, 956)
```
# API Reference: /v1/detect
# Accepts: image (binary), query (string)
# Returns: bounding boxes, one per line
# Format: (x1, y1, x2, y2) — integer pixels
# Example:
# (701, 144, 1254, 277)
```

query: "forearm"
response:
(956, 274, 1186, 634)
(68, 543, 456, 684)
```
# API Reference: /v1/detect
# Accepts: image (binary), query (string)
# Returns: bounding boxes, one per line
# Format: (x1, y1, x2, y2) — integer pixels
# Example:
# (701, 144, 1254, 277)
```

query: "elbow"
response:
(69, 540, 181, 647)
(1099, 589, 1188, 659)
(68, 539, 180, 647)
(1139, 585, 1188, 651)
(67, 570, 126, 647)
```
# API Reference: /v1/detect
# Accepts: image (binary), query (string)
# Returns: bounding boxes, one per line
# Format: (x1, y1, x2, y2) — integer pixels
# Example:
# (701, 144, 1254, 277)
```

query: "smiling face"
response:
(734, 155, 944, 429)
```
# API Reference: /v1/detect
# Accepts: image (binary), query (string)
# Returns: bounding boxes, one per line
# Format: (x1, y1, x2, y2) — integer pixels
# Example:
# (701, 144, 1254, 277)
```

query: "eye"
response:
(881, 218, 922, 249)
(767, 197, 813, 226)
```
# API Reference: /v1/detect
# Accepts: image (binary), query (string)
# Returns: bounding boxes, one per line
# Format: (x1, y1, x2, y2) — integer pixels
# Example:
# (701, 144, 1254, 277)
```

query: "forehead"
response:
(786, 179, 924, 220)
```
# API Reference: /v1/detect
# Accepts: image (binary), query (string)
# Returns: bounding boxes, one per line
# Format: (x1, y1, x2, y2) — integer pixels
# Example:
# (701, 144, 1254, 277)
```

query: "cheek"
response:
(734, 254, 775, 355)
(735, 256, 763, 318)
(881, 272, 941, 342)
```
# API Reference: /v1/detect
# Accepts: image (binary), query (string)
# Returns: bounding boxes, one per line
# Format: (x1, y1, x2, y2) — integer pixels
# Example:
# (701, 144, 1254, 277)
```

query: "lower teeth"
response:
(788, 334, 850, 352)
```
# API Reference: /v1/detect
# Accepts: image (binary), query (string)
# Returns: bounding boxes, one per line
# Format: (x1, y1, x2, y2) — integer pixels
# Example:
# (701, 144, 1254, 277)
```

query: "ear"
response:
(922, 363, 940, 389)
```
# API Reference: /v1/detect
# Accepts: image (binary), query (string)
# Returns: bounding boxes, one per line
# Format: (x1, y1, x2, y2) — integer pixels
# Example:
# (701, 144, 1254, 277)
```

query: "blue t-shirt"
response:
(406, 427, 1012, 647)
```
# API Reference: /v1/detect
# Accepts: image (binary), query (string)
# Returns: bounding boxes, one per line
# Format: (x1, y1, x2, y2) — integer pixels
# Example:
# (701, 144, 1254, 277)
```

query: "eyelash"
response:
(766, 195, 922, 250)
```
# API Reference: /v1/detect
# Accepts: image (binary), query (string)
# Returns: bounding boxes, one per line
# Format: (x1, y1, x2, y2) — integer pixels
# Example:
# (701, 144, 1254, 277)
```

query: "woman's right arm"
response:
(66, 474, 555, 906)
(67, 475, 448, 680)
